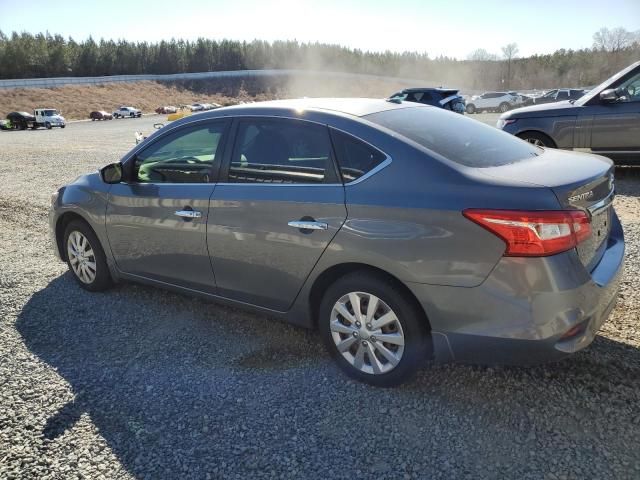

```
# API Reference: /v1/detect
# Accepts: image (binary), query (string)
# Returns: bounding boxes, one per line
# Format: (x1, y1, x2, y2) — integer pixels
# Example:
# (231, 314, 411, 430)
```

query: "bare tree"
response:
(593, 27, 635, 52)
(467, 48, 499, 61)
(501, 43, 519, 89)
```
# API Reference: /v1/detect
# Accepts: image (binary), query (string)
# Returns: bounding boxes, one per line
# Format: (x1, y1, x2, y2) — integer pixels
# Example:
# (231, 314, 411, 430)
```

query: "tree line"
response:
(0, 28, 638, 90)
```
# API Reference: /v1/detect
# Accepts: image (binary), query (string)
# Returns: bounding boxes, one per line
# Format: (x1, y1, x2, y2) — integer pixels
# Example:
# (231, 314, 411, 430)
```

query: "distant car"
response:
(466, 92, 518, 114)
(90, 111, 113, 121)
(156, 106, 178, 114)
(498, 61, 640, 164)
(0, 119, 11, 130)
(6, 112, 36, 130)
(387, 88, 466, 114)
(508, 91, 534, 107)
(113, 107, 142, 119)
(533, 89, 586, 105)
(190, 104, 206, 112)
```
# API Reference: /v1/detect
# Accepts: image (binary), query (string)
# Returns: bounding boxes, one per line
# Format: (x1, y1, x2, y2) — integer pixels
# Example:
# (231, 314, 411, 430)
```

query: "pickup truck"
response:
(113, 106, 142, 119)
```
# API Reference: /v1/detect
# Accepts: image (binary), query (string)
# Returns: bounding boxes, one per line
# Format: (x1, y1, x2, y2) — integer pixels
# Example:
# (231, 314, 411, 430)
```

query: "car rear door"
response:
(207, 117, 347, 311)
(105, 119, 229, 293)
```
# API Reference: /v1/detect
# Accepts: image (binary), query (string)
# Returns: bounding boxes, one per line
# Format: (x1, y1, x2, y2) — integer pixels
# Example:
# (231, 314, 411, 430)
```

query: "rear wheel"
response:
(517, 131, 556, 148)
(319, 272, 430, 387)
(466, 104, 476, 114)
(63, 220, 113, 292)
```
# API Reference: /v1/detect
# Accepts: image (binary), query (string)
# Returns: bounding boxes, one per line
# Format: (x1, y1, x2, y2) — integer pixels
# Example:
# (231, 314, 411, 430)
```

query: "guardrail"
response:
(0, 70, 427, 90)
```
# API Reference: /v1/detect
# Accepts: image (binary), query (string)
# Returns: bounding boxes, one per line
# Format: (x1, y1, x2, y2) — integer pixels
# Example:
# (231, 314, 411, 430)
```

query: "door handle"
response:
(175, 209, 202, 219)
(287, 220, 328, 230)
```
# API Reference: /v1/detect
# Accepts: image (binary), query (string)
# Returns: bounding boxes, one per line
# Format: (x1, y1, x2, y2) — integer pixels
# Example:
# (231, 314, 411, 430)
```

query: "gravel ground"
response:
(1, 114, 639, 480)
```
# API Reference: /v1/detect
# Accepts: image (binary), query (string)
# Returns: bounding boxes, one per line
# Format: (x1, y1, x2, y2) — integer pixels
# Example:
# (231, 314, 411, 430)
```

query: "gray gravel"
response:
(1, 115, 639, 480)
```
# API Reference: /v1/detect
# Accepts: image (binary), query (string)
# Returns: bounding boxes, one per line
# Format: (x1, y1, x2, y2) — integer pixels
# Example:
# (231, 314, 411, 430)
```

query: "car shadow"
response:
(17, 274, 640, 478)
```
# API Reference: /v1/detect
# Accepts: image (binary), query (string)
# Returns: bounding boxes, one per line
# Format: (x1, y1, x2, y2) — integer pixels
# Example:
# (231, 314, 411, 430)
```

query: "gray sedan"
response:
(50, 98, 624, 386)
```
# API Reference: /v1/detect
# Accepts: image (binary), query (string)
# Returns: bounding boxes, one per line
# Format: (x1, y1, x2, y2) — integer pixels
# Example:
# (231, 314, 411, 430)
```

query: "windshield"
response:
(43, 110, 58, 116)
(365, 106, 541, 168)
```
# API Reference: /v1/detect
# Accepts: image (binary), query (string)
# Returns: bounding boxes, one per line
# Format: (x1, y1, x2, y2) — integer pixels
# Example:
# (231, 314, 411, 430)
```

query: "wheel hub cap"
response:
(67, 231, 97, 284)
(329, 292, 405, 375)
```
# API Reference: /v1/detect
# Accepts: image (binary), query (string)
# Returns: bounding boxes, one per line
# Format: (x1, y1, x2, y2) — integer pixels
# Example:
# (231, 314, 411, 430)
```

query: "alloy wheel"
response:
(67, 230, 97, 284)
(525, 137, 546, 147)
(330, 292, 405, 375)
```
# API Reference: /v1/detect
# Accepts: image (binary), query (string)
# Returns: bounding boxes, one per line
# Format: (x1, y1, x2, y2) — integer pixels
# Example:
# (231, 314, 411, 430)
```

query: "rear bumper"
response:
(409, 211, 625, 365)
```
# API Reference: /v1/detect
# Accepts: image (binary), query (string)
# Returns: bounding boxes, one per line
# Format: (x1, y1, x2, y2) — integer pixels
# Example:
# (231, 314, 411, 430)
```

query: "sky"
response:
(1, 0, 639, 59)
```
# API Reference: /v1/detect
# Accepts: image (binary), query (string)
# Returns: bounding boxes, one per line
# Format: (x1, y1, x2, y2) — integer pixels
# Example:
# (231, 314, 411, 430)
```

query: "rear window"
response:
(365, 107, 540, 167)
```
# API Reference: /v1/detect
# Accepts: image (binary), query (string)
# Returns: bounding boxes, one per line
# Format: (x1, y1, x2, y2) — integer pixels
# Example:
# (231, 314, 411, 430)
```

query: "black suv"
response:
(498, 61, 640, 165)
(387, 88, 466, 114)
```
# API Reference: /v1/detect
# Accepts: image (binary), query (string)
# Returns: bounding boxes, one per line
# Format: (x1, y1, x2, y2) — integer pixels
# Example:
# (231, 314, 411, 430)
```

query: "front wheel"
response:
(466, 104, 476, 114)
(499, 102, 510, 113)
(517, 131, 556, 148)
(45, 122, 52, 129)
(319, 272, 430, 387)
(64, 220, 113, 292)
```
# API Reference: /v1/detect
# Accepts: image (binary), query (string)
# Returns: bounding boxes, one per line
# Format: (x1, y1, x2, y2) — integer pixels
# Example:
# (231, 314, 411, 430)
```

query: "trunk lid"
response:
(477, 148, 615, 270)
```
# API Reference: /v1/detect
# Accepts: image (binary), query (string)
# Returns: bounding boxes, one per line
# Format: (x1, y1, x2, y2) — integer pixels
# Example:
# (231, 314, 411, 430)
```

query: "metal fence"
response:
(0, 69, 426, 90)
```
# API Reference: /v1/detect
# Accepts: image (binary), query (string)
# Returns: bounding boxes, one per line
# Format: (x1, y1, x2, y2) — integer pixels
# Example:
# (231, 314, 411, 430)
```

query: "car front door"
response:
(588, 70, 640, 160)
(208, 117, 347, 311)
(105, 120, 228, 293)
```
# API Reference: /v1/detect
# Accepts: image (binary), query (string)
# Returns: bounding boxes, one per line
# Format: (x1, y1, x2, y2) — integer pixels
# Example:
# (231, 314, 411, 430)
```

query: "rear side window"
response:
(228, 119, 334, 184)
(330, 130, 387, 182)
(365, 107, 540, 168)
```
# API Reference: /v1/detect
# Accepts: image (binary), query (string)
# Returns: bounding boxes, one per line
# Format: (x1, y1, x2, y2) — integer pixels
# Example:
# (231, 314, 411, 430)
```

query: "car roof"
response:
(400, 87, 459, 94)
(217, 98, 414, 118)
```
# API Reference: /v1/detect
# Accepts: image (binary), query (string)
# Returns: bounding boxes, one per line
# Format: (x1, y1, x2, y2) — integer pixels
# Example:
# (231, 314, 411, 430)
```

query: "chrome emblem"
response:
(569, 191, 594, 203)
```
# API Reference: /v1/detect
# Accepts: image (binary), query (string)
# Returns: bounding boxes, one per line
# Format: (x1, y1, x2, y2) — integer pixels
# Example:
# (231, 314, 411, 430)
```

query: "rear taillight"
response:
(463, 209, 591, 257)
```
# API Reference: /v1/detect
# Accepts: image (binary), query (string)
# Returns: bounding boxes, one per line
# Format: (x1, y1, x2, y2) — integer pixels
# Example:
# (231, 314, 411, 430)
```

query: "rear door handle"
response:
(287, 220, 328, 230)
(175, 209, 202, 219)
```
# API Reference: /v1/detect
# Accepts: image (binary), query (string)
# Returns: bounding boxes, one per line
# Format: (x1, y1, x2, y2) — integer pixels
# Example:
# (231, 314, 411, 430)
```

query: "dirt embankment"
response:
(0, 75, 414, 120)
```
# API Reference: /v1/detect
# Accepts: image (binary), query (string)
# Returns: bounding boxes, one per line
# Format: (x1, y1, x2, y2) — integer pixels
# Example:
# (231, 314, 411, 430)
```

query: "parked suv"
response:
(113, 106, 142, 119)
(50, 98, 623, 386)
(387, 88, 466, 114)
(533, 89, 586, 104)
(498, 61, 640, 164)
(466, 92, 517, 113)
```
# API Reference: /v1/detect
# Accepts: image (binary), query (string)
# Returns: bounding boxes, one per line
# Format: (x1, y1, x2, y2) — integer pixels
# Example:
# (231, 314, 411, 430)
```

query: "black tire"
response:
(61, 125, 65, 128)
(130, 112, 135, 118)
(319, 271, 430, 387)
(499, 102, 510, 113)
(466, 104, 476, 114)
(516, 131, 556, 148)
(45, 122, 52, 130)
(63, 220, 113, 292)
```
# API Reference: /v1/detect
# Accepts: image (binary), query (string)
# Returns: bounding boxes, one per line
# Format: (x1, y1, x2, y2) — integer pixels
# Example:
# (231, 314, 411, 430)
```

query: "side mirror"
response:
(599, 89, 618, 103)
(100, 162, 123, 184)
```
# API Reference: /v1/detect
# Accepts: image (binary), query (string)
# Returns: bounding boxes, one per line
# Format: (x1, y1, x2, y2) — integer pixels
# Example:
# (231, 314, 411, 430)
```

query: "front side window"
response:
(134, 122, 225, 183)
(330, 130, 387, 183)
(618, 72, 640, 102)
(228, 119, 333, 184)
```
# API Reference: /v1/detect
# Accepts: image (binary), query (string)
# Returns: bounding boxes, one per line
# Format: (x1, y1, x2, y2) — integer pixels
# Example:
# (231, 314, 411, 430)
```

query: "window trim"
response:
(123, 118, 230, 185)
(218, 116, 341, 186)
